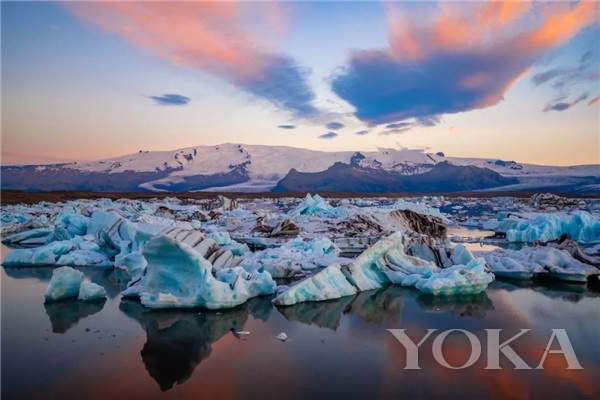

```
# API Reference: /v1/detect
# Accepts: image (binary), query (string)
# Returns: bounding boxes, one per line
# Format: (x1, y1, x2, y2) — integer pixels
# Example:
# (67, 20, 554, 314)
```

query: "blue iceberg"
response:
(289, 194, 347, 219)
(132, 236, 276, 310)
(78, 281, 107, 301)
(274, 232, 494, 305)
(45, 266, 84, 301)
(273, 264, 357, 306)
(504, 211, 600, 244)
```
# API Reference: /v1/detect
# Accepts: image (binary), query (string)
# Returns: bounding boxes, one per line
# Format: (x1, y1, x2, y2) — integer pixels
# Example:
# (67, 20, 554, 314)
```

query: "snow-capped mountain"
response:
(2, 143, 599, 193)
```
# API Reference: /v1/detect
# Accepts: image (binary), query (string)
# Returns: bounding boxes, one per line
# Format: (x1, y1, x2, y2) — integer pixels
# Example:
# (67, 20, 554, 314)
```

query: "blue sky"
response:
(1, 1, 599, 166)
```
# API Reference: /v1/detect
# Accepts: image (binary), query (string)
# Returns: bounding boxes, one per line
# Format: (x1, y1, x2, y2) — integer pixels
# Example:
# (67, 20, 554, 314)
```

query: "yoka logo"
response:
(387, 328, 583, 370)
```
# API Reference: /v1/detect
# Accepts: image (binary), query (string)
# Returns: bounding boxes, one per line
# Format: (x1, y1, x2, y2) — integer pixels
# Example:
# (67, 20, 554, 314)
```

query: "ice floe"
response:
(78, 281, 108, 301)
(45, 266, 84, 301)
(129, 236, 276, 310)
(485, 245, 600, 282)
(273, 264, 357, 305)
(504, 211, 600, 243)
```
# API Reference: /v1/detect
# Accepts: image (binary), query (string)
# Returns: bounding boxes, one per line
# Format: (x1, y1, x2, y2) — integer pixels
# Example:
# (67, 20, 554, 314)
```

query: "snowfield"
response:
(3, 143, 598, 192)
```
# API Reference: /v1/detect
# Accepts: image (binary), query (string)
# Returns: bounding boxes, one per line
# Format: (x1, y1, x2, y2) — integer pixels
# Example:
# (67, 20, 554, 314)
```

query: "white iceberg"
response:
(401, 259, 494, 295)
(133, 236, 276, 310)
(240, 236, 341, 278)
(78, 281, 107, 301)
(274, 232, 494, 305)
(273, 264, 357, 306)
(485, 246, 599, 282)
(45, 266, 84, 301)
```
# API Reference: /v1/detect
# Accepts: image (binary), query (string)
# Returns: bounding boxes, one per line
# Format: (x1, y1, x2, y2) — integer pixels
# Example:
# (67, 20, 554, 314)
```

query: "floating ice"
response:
(485, 246, 599, 282)
(78, 281, 107, 301)
(401, 259, 493, 295)
(240, 236, 341, 278)
(276, 332, 288, 341)
(450, 244, 475, 265)
(504, 211, 600, 244)
(45, 266, 84, 301)
(275, 232, 494, 305)
(289, 194, 346, 218)
(208, 231, 250, 255)
(134, 236, 276, 310)
(273, 264, 357, 306)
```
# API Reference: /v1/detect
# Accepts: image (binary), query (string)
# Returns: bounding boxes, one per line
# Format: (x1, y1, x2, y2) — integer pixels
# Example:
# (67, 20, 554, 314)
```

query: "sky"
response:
(1, 1, 599, 166)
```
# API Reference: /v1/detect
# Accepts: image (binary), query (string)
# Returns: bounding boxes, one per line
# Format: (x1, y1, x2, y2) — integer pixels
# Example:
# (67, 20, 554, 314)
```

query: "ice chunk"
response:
(289, 194, 346, 218)
(504, 211, 600, 244)
(78, 281, 107, 301)
(45, 266, 84, 301)
(485, 246, 599, 282)
(274, 232, 493, 305)
(402, 259, 494, 295)
(344, 232, 406, 291)
(135, 236, 276, 310)
(450, 244, 475, 265)
(273, 264, 357, 306)
(240, 236, 341, 278)
(208, 231, 249, 256)
(276, 332, 288, 341)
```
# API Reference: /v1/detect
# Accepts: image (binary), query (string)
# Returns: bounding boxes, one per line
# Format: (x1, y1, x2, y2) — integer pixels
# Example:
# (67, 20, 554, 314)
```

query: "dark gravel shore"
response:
(2, 189, 599, 205)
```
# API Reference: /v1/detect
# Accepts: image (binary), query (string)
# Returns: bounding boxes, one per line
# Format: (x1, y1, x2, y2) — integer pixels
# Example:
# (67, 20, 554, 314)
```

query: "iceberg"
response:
(485, 246, 600, 282)
(240, 236, 341, 278)
(3, 238, 111, 268)
(273, 264, 357, 306)
(274, 232, 494, 305)
(504, 211, 600, 244)
(78, 281, 107, 301)
(45, 266, 84, 301)
(133, 236, 276, 310)
(2, 227, 54, 247)
(402, 259, 493, 295)
(288, 194, 346, 219)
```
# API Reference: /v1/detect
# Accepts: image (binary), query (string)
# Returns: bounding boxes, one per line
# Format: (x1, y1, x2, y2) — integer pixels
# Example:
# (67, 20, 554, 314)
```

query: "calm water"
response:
(2, 245, 600, 399)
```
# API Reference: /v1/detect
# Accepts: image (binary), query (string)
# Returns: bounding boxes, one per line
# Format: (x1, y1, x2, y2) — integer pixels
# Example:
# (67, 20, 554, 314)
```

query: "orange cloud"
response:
(588, 95, 600, 106)
(64, 2, 319, 118)
(332, 1, 598, 124)
(65, 2, 266, 79)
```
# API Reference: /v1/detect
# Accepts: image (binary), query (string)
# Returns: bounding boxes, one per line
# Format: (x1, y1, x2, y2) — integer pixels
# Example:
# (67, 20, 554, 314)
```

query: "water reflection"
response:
(494, 279, 600, 302)
(414, 292, 494, 318)
(44, 299, 106, 334)
(277, 295, 355, 330)
(119, 298, 268, 391)
(2, 258, 600, 398)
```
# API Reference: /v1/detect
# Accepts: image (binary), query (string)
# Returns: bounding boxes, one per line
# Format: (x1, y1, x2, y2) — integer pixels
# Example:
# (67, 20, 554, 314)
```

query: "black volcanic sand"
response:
(2, 190, 599, 205)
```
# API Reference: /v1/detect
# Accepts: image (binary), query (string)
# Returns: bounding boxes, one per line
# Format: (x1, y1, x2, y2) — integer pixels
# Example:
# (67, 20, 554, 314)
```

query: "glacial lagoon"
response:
(3, 244, 599, 399)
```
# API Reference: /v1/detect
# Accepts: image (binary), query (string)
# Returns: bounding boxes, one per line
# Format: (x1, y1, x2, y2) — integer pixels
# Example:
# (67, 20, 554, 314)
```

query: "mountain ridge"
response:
(2, 143, 599, 193)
